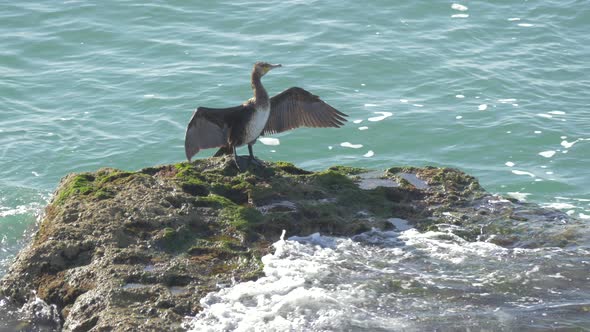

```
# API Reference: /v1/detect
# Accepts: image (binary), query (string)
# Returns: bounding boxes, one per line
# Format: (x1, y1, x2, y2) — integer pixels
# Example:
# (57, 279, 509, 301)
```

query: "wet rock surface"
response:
(0, 158, 582, 331)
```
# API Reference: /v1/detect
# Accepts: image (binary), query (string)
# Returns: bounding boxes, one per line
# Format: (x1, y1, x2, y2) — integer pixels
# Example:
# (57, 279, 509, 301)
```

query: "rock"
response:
(0, 158, 583, 331)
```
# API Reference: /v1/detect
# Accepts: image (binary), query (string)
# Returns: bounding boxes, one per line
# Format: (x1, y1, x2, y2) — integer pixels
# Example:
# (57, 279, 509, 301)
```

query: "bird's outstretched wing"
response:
(263, 87, 347, 135)
(184, 105, 244, 161)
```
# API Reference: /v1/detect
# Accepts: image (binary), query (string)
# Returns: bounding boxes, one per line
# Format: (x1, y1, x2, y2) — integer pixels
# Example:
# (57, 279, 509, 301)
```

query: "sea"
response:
(1, 1, 589, 330)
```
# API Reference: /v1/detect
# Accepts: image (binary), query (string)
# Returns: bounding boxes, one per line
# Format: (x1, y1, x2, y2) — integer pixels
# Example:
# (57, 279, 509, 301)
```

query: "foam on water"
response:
(507, 192, 531, 201)
(543, 203, 576, 210)
(560, 139, 579, 149)
(367, 112, 393, 122)
(498, 98, 517, 103)
(258, 137, 280, 146)
(185, 228, 590, 331)
(363, 150, 374, 158)
(539, 150, 556, 158)
(451, 4, 468, 12)
(511, 170, 535, 178)
(340, 142, 363, 149)
(0, 202, 43, 218)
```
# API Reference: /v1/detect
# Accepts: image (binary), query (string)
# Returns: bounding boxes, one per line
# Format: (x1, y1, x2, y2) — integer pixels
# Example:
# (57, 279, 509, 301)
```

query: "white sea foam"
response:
(259, 137, 280, 146)
(505, 161, 515, 167)
(542, 202, 576, 210)
(451, 3, 468, 11)
(340, 142, 363, 149)
(456, 115, 463, 119)
(534, 131, 542, 134)
(368, 112, 393, 122)
(363, 150, 374, 157)
(478, 104, 488, 111)
(358, 126, 369, 130)
(456, 94, 465, 99)
(400, 99, 408, 103)
(508, 18, 521, 21)
(184, 220, 589, 332)
(387, 218, 413, 231)
(512, 170, 535, 177)
(537, 113, 553, 119)
(498, 98, 516, 103)
(353, 119, 363, 124)
(548, 111, 566, 115)
(184, 232, 409, 331)
(0, 203, 42, 218)
(518, 23, 534, 27)
(364, 103, 378, 107)
(561, 140, 579, 149)
(538, 151, 556, 158)
(452, 14, 469, 18)
(184, 229, 515, 331)
(507, 192, 531, 201)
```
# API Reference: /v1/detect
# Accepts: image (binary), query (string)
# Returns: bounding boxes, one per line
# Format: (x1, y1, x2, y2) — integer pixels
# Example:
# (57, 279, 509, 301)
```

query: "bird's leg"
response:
(247, 142, 263, 166)
(233, 146, 243, 171)
(248, 144, 255, 159)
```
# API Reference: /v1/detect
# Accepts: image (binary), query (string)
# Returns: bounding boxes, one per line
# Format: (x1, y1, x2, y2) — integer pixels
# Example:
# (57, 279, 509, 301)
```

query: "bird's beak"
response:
(270, 64, 282, 69)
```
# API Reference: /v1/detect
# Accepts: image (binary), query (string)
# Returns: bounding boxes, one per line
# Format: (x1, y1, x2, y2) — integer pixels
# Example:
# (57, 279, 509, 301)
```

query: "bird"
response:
(184, 62, 347, 169)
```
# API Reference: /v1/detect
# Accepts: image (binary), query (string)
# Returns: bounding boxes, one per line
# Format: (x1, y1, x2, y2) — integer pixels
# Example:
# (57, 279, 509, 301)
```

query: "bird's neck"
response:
(251, 71, 269, 109)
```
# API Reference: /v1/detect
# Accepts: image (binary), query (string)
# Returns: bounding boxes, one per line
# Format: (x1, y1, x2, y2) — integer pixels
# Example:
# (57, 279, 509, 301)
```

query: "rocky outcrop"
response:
(0, 158, 581, 331)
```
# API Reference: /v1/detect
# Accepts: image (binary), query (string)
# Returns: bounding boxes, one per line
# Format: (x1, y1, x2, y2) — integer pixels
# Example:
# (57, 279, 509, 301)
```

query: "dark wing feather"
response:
(263, 87, 347, 135)
(184, 105, 245, 161)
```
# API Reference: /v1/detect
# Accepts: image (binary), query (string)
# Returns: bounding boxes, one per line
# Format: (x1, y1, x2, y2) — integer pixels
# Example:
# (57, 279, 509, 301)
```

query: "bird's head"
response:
(253, 62, 282, 76)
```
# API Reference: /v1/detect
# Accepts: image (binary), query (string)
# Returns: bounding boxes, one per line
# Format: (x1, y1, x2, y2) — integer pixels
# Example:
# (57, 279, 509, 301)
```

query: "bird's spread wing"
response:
(263, 87, 347, 135)
(184, 105, 244, 161)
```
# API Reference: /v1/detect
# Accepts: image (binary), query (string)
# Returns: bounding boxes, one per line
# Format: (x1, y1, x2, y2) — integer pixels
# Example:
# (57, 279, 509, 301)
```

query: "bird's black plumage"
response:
(184, 62, 347, 166)
(264, 87, 347, 135)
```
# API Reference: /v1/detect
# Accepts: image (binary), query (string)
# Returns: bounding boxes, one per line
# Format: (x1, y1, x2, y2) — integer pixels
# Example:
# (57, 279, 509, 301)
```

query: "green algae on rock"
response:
(0, 157, 582, 331)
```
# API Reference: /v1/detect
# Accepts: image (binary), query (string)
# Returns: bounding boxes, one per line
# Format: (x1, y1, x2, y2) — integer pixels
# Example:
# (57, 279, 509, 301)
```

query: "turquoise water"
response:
(1, 0, 589, 328)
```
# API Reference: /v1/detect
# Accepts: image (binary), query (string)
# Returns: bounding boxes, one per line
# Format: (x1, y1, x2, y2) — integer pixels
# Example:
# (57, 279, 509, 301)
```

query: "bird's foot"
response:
(233, 156, 265, 172)
(248, 156, 264, 167)
(234, 156, 248, 172)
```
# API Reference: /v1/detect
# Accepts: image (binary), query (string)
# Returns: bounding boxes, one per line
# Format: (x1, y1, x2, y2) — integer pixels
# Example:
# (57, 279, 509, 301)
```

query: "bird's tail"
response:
(213, 146, 233, 157)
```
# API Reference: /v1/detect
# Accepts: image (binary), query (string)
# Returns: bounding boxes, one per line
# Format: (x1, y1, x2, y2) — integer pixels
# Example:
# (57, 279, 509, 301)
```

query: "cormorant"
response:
(184, 62, 347, 169)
